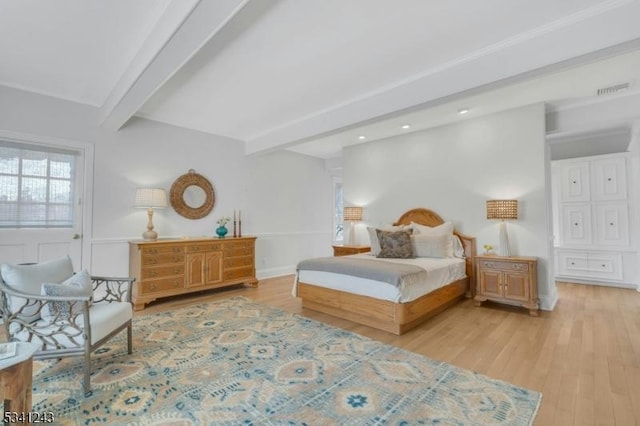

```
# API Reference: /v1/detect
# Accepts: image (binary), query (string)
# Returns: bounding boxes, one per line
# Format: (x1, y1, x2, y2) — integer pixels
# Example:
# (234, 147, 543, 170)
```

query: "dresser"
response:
(332, 244, 371, 256)
(474, 256, 538, 316)
(129, 236, 257, 310)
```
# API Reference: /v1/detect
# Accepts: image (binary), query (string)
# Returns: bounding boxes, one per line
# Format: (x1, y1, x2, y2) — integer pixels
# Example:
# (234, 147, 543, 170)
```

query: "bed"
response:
(294, 208, 476, 335)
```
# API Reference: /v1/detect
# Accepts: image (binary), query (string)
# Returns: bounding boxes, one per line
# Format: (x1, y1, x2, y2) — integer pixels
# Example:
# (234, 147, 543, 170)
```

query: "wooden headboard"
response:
(394, 208, 477, 297)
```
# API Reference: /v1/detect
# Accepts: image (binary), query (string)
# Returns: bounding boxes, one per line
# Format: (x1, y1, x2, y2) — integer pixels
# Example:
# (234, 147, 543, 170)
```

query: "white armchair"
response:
(0, 257, 134, 393)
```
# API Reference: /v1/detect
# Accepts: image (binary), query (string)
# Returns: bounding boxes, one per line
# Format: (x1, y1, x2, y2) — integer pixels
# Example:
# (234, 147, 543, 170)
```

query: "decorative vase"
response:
(215, 225, 228, 238)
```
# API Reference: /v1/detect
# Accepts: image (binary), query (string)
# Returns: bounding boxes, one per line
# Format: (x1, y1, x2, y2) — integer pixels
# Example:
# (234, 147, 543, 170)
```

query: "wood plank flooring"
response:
(135, 277, 638, 425)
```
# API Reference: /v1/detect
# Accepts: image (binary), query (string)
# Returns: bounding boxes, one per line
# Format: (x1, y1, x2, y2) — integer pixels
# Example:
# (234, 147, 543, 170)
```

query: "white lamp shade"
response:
(134, 188, 167, 208)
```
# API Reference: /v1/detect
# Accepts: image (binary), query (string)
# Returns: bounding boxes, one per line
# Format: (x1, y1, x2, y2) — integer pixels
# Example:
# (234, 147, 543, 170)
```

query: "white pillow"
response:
(410, 222, 454, 257)
(40, 270, 92, 319)
(0, 256, 74, 322)
(452, 235, 466, 258)
(367, 224, 412, 256)
(411, 234, 449, 258)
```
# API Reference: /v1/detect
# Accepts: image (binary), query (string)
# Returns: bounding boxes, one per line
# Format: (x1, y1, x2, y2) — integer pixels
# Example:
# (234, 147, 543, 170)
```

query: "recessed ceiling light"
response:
(401, 124, 411, 129)
(458, 108, 469, 115)
(358, 135, 366, 140)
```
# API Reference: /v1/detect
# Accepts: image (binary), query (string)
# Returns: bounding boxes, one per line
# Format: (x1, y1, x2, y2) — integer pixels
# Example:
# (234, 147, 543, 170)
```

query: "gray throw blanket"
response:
(296, 256, 427, 288)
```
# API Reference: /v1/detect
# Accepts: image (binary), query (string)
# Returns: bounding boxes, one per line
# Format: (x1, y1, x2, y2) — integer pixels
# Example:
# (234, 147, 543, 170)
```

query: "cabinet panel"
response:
(592, 157, 627, 200)
(186, 252, 206, 287)
(504, 272, 530, 302)
(205, 251, 223, 284)
(478, 270, 502, 299)
(560, 204, 591, 245)
(594, 203, 629, 246)
(560, 162, 590, 202)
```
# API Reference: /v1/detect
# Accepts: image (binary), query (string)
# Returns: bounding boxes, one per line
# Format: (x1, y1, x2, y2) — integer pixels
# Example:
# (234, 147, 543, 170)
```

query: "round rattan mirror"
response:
(170, 170, 215, 219)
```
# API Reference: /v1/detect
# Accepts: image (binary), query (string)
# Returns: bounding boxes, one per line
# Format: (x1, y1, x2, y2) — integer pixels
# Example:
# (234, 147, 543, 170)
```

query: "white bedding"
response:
(295, 253, 466, 303)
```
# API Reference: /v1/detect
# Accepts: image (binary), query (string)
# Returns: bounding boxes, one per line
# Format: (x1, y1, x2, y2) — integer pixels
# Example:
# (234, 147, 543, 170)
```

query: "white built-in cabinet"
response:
(552, 153, 635, 285)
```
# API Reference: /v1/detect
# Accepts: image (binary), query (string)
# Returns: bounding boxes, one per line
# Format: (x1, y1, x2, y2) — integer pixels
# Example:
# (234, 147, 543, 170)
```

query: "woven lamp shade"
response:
(343, 206, 363, 221)
(134, 188, 168, 208)
(486, 199, 518, 220)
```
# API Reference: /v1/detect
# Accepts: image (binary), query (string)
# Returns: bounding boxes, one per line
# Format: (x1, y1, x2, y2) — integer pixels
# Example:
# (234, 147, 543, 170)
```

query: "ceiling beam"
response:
(99, 0, 254, 131)
(245, 0, 640, 156)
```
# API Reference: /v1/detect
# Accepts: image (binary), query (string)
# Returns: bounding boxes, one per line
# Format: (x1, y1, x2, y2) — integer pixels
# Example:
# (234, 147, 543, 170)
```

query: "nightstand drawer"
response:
(479, 260, 529, 272)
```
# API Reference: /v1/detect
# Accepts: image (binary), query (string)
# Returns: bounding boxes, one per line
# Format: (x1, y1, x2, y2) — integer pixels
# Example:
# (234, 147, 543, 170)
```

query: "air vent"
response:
(596, 82, 630, 96)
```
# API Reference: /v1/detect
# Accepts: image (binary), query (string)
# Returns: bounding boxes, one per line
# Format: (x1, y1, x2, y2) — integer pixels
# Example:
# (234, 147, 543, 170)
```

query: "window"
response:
(333, 177, 343, 242)
(0, 141, 77, 228)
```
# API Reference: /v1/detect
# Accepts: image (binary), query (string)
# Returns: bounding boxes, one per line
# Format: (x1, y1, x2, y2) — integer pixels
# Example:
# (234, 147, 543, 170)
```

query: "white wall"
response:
(247, 150, 334, 278)
(343, 103, 556, 309)
(0, 86, 332, 278)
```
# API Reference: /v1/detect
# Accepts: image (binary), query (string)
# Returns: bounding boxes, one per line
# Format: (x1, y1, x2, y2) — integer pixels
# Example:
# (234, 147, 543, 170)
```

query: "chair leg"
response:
(127, 322, 133, 354)
(84, 348, 91, 394)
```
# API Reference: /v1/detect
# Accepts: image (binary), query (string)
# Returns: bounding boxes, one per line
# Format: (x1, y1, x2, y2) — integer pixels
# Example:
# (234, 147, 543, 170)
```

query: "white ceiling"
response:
(1, 0, 640, 159)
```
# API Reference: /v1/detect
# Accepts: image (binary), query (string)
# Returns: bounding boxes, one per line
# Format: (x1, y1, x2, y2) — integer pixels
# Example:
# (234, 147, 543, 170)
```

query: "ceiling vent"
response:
(596, 82, 630, 97)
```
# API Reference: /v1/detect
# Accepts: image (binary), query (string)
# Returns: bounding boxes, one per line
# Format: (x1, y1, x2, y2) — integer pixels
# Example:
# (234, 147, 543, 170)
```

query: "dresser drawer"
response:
(187, 243, 223, 252)
(141, 245, 183, 255)
(224, 267, 254, 281)
(139, 278, 183, 294)
(224, 246, 254, 257)
(479, 260, 529, 272)
(140, 264, 185, 280)
(141, 253, 185, 265)
(224, 256, 253, 268)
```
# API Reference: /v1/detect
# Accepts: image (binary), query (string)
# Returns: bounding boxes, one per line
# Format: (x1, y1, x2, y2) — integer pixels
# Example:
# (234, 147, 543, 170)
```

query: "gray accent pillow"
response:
(40, 270, 92, 319)
(376, 229, 415, 259)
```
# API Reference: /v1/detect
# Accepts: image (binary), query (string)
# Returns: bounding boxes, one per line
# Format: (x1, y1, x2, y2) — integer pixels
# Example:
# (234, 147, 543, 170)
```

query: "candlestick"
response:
(239, 210, 242, 237)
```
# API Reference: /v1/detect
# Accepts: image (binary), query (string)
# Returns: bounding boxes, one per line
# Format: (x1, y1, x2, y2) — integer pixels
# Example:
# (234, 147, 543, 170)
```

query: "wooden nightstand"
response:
(332, 245, 371, 256)
(474, 255, 539, 316)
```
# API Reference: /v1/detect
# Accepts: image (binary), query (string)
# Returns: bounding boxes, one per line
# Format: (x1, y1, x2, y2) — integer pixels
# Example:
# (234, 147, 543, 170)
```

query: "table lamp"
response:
(134, 188, 168, 240)
(486, 199, 518, 256)
(343, 206, 363, 246)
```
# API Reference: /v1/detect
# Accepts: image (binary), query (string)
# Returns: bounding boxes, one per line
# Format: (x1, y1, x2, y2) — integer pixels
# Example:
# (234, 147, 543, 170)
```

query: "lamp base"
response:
(498, 221, 511, 257)
(142, 230, 158, 241)
(142, 208, 158, 241)
(347, 222, 356, 246)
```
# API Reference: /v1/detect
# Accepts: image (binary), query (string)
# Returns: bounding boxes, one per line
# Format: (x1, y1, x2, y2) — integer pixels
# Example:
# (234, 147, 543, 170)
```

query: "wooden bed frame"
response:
(296, 208, 476, 335)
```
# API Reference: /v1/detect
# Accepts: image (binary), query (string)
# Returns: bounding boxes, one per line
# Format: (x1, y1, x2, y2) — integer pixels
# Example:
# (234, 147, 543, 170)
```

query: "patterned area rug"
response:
(32, 297, 541, 425)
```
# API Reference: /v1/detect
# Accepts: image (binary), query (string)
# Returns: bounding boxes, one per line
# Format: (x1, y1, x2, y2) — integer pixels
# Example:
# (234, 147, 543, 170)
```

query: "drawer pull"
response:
(601, 264, 606, 268)
(485, 262, 493, 268)
(607, 177, 612, 181)
(150, 283, 157, 291)
(173, 248, 181, 253)
(150, 271, 158, 277)
(574, 222, 579, 226)
(572, 180, 577, 184)
(609, 222, 614, 226)
(150, 259, 157, 265)
(571, 262, 575, 265)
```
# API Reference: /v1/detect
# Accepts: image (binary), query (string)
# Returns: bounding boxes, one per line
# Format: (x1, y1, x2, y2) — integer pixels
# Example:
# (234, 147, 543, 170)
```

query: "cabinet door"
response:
(186, 252, 205, 287)
(205, 251, 223, 285)
(559, 162, 590, 202)
(592, 157, 627, 201)
(594, 203, 629, 246)
(503, 272, 530, 302)
(478, 269, 502, 299)
(560, 204, 592, 245)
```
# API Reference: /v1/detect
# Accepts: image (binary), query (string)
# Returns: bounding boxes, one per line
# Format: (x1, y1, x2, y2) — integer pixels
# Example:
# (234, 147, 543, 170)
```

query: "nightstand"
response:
(474, 255, 539, 316)
(332, 244, 371, 256)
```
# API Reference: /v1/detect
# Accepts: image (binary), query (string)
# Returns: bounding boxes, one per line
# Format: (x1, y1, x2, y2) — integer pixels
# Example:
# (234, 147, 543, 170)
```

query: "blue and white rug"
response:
(32, 296, 541, 425)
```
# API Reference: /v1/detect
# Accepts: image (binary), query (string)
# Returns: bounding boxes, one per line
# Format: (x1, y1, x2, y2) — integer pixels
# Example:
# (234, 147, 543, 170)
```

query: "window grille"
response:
(0, 141, 78, 228)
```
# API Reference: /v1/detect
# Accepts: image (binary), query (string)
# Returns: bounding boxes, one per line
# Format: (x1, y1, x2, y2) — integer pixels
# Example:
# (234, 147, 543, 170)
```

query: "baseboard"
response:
(257, 265, 296, 280)
(539, 292, 558, 311)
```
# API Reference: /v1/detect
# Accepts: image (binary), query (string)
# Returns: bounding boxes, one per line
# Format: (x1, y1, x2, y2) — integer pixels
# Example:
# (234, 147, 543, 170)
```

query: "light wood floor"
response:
(140, 276, 640, 425)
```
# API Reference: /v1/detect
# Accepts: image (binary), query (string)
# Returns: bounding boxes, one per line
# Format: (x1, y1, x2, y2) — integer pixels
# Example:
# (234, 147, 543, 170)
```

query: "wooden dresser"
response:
(474, 255, 539, 316)
(129, 236, 258, 310)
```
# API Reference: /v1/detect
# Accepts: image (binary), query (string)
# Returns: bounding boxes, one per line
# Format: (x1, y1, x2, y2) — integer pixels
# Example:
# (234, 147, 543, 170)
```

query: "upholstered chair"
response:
(0, 257, 135, 393)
